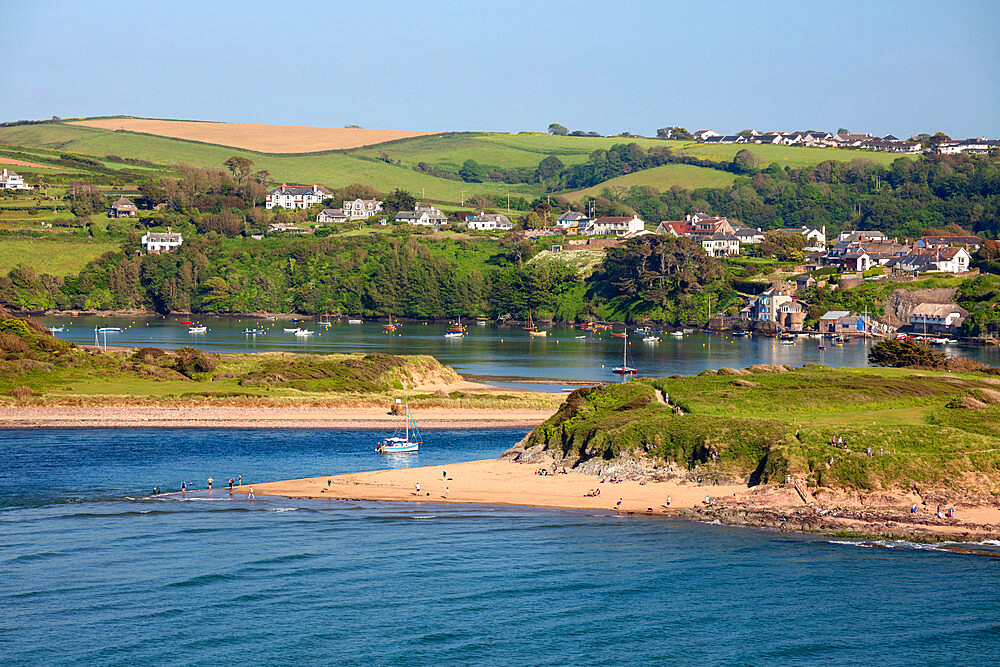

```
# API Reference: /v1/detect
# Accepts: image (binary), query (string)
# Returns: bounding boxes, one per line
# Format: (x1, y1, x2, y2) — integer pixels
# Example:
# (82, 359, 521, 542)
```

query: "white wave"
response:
(266, 507, 299, 512)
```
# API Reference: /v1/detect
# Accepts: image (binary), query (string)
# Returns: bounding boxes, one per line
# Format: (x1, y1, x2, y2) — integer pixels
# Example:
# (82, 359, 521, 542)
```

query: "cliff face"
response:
(885, 287, 958, 329)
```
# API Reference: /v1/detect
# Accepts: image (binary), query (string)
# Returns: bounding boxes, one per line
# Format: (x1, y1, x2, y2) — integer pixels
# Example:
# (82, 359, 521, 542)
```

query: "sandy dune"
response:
(68, 118, 436, 153)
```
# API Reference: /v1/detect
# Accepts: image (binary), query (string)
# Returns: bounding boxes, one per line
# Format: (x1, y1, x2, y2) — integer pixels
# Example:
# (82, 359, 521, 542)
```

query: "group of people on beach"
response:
(536, 463, 567, 476)
(172, 476, 251, 499)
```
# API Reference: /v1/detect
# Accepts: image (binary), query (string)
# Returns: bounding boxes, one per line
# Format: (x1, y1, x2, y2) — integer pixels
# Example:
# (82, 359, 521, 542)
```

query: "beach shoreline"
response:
(225, 458, 1000, 543)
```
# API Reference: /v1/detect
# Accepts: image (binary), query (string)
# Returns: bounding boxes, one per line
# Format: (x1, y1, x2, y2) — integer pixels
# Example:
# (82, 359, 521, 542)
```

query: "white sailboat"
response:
(612, 330, 637, 375)
(376, 404, 422, 453)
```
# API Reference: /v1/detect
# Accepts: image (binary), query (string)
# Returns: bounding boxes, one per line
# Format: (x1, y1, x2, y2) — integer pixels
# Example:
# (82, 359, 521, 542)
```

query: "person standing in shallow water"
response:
(207, 477, 213, 493)
(248, 487, 254, 500)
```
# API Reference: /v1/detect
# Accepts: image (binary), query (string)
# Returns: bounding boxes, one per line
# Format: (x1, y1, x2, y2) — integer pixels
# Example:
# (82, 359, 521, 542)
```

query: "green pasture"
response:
(0, 237, 116, 276)
(673, 141, 907, 168)
(562, 163, 737, 198)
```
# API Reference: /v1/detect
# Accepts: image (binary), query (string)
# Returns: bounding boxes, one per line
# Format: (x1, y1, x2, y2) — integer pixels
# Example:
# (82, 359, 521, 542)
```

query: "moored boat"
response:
(377, 403, 422, 453)
(611, 330, 637, 375)
(188, 326, 207, 334)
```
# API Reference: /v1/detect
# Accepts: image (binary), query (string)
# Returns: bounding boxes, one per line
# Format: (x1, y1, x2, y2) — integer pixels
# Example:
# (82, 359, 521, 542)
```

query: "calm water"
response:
(3, 428, 1000, 665)
(40, 315, 1000, 383)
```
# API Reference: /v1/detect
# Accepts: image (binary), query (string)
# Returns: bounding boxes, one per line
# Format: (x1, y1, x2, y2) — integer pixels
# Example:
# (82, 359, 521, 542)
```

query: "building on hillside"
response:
(795, 274, 816, 291)
(840, 251, 871, 272)
(343, 198, 382, 220)
(267, 223, 312, 234)
(773, 225, 826, 251)
(732, 226, 765, 244)
(316, 208, 349, 224)
(740, 288, 805, 330)
(656, 221, 695, 236)
(109, 196, 138, 218)
(686, 214, 737, 236)
(1, 168, 30, 189)
(908, 303, 968, 334)
(395, 204, 448, 226)
(886, 247, 971, 274)
(819, 310, 851, 333)
(586, 215, 645, 236)
(141, 230, 183, 253)
(693, 129, 720, 140)
(936, 138, 1000, 155)
(862, 241, 913, 266)
(838, 230, 887, 244)
(555, 211, 590, 229)
(466, 212, 513, 231)
(265, 183, 332, 210)
(700, 233, 740, 257)
(915, 235, 983, 251)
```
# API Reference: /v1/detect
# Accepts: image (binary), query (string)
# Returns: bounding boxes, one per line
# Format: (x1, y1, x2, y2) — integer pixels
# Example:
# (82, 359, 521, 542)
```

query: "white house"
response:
(732, 226, 765, 244)
(1, 168, 30, 189)
(888, 247, 971, 274)
(909, 303, 968, 332)
(466, 212, 513, 231)
(586, 215, 645, 236)
(555, 211, 590, 229)
(316, 208, 349, 223)
(265, 183, 332, 210)
(700, 233, 740, 257)
(141, 231, 183, 253)
(693, 130, 721, 140)
(774, 225, 826, 251)
(935, 247, 972, 273)
(395, 204, 448, 226)
(343, 198, 382, 220)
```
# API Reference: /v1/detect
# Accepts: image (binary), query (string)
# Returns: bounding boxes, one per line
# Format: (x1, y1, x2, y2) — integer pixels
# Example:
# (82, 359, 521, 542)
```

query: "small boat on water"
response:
(611, 331, 627, 338)
(295, 329, 314, 336)
(98, 327, 122, 333)
(732, 330, 750, 337)
(376, 404, 422, 454)
(444, 331, 464, 338)
(476, 318, 488, 326)
(522, 310, 537, 332)
(529, 330, 548, 337)
(612, 332, 637, 376)
(188, 326, 207, 334)
(48, 326, 65, 333)
(669, 331, 684, 337)
(575, 335, 587, 339)
(383, 314, 399, 332)
(243, 328, 262, 335)
(317, 321, 332, 328)
(264, 315, 277, 321)
(283, 327, 301, 333)
(643, 336, 660, 343)
(348, 319, 363, 324)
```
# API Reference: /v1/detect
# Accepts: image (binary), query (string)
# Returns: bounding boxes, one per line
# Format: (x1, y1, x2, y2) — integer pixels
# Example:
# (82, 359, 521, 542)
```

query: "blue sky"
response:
(2, 0, 997, 137)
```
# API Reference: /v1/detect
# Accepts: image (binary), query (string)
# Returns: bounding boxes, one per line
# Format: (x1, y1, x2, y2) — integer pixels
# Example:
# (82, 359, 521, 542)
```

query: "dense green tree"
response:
(458, 159, 485, 183)
(547, 123, 569, 136)
(537, 155, 564, 181)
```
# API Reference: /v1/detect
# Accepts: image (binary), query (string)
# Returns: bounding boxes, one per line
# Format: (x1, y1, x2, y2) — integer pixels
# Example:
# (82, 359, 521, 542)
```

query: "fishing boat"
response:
(612, 330, 637, 375)
(376, 404, 422, 453)
(643, 335, 660, 343)
(283, 327, 301, 333)
(294, 329, 314, 336)
(188, 326, 207, 334)
(446, 317, 466, 335)
(522, 310, 537, 332)
(47, 326, 65, 333)
(98, 327, 122, 333)
(444, 331, 464, 338)
(383, 315, 398, 332)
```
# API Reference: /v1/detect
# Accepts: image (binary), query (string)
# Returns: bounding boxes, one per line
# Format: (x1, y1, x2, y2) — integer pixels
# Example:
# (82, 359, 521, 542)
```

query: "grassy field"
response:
(0, 237, 116, 276)
(525, 365, 1000, 494)
(562, 163, 737, 197)
(0, 121, 914, 203)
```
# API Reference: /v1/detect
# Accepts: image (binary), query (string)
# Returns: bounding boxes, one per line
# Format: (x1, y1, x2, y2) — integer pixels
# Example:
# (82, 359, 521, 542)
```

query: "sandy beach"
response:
(0, 406, 553, 429)
(237, 459, 1000, 541)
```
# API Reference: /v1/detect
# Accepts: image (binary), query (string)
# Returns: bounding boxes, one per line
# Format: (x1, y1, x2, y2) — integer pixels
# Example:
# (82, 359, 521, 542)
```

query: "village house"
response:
(819, 310, 850, 333)
(141, 230, 183, 253)
(732, 226, 765, 244)
(915, 235, 983, 252)
(700, 233, 740, 257)
(466, 212, 513, 231)
(655, 221, 694, 236)
(555, 211, 590, 229)
(395, 204, 448, 226)
(1, 168, 31, 189)
(693, 129, 720, 140)
(316, 208, 349, 224)
(887, 247, 971, 274)
(936, 138, 1000, 155)
(773, 225, 826, 251)
(741, 288, 805, 330)
(838, 230, 887, 244)
(795, 274, 816, 291)
(908, 303, 968, 334)
(265, 183, 332, 210)
(108, 196, 138, 218)
(586, 215, 645, 237)
(343, 198, 382, 220)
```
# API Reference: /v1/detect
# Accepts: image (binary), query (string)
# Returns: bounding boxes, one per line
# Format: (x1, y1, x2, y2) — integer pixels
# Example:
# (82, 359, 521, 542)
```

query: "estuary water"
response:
(3, 428, 1000, 665)
(39, 315, 1000, 384)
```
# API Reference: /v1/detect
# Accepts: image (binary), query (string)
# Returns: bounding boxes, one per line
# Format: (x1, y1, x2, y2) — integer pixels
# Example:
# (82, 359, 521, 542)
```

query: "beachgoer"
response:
(666, 496, 671, 506)
(911, 504, 918, 513)
(616, 498, 622, 509)
(248, 487, 254, 500)
(327, 480, 331, 487)
(936, 505, 943, 518)
(238, 474, 241, 486)
(207, 477, 213, 491)
(595, 488, 600, 496)
(416, 482, 420, 493)
(181, 480, 186, 493)
(838, 436, 843, 446)
(444, 487, 449, 498)
(705, 494, 710, 504)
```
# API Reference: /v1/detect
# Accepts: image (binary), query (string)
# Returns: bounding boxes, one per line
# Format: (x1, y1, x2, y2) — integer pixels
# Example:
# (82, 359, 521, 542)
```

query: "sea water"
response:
(2, 428, 999, 665)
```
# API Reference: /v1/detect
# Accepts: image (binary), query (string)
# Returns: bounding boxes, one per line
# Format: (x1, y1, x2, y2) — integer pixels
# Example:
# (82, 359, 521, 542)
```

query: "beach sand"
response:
(0, 406, 553, 429)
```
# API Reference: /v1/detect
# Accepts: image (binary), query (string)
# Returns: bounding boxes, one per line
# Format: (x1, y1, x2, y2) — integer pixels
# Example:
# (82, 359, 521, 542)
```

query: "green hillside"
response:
(564, 163, 737, 198)
(672, 141, 904, 167)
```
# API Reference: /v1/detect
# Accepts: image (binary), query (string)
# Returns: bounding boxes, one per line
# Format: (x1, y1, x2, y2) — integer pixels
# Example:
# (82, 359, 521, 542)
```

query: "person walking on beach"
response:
(616, 498, 622, 511)
(666, 496, 671, 507)
(416, 482, 420, 494)
(442, 470, 447, 479)
(444, 486, 449, 498)
(248, 486, 254, 500)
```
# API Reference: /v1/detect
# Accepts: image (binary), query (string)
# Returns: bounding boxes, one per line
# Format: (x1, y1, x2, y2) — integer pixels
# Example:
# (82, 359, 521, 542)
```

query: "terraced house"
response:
(265, 183, 332, 210)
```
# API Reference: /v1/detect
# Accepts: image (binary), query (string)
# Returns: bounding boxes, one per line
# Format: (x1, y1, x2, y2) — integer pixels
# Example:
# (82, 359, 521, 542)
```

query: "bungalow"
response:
(1, 168, 30, 189)
(555, 211, 590, 229)
(343, 198, 382, 220)
(586, 215, 645, 237)
(109, 196, 138, 218)
(909, 303, 968, 333)
(819, 310, 850, 334)
(693, 130, 720, 140)
(700, 233, 740, 257)
(316, 208, 349, 224)
(395, 204, 448, 226)
(689, 215, 736, 236)
(141, 231, 183, 253)
(466, 212, 513, 231)
(915, 235, 983, 251)
(265, 183, 332, 210)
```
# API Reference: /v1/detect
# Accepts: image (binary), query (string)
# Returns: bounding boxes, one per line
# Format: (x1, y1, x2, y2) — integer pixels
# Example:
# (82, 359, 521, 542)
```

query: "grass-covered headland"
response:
(519, 364, 1000, 501)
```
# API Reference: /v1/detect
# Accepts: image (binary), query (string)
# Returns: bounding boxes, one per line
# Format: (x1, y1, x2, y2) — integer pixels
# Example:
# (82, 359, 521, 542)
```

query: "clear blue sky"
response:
(2, 0, 997, 138)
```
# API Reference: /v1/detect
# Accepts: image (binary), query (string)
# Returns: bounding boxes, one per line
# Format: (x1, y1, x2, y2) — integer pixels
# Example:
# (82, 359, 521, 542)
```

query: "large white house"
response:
(395, 204, 448, 226)
(586, 215, 645, 236)
(343, 198, 382, 220)
(141, 231, 183, 253)
(701, 233, 741, 257)
(265, 183, 333, 210)
(1, 168, 30, 189)
(466, 212, 513, 231)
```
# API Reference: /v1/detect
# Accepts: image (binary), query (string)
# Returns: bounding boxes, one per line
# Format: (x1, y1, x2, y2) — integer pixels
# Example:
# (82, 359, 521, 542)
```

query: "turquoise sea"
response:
(3, 428, 999, 664)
